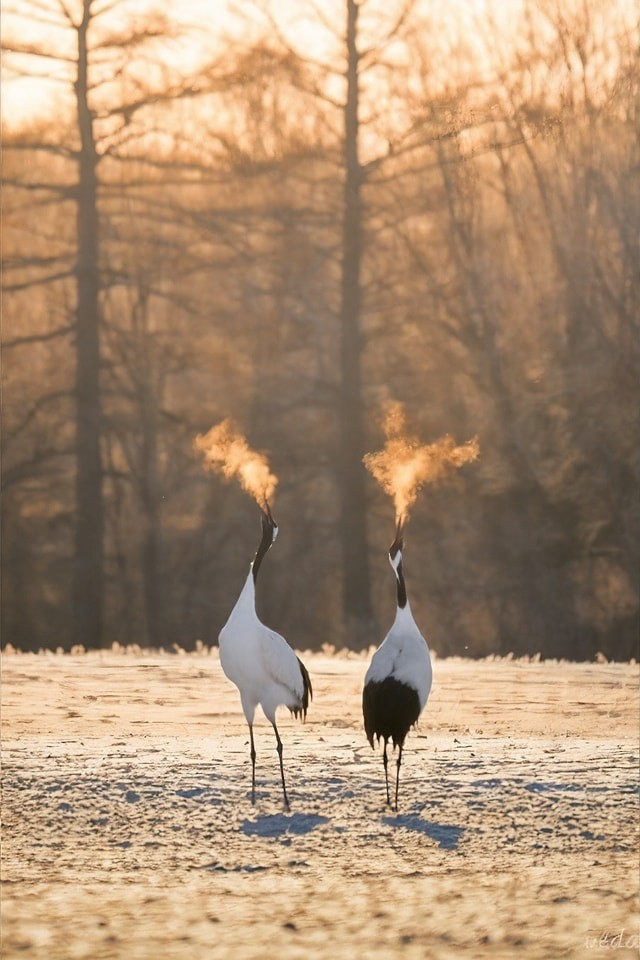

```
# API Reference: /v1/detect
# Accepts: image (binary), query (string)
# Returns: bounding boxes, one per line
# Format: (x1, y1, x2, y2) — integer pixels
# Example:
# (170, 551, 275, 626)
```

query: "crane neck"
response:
(251, 521, 274, 583)
(395, 558, 408, 609)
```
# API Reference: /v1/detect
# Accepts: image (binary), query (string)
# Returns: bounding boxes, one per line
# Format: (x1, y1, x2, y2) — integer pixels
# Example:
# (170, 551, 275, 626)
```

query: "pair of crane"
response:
(218, 505, 433, 811)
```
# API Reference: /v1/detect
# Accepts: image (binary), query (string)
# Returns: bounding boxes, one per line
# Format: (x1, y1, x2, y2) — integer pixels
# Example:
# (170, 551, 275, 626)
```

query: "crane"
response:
(218, 504, 312, 809)
(363, 519, 432, 809)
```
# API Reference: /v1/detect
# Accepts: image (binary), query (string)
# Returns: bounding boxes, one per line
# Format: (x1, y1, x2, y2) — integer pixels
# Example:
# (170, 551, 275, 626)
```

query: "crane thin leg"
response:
(248, 724, 257, 804)
(394, 744, 403, 812)
(271, 721, 290, 811)
(382, 740, 390, 806)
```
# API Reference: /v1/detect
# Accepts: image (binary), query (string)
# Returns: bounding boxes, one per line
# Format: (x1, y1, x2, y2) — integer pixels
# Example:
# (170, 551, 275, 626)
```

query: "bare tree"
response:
(337, 0, 376, 644)
(2, 0, 213, 647)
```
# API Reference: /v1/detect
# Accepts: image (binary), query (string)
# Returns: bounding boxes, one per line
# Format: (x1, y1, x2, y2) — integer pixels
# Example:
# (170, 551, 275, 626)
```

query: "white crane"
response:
(363, 520, 432, 810)
(218, 504, 312, 809)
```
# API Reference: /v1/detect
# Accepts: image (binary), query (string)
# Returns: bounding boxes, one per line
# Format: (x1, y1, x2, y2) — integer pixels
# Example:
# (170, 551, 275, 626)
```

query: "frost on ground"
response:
(1, 650, 638, 959)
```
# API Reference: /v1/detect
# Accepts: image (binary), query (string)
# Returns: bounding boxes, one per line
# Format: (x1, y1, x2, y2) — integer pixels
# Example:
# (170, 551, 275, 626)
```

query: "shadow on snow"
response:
(383, 814, 464, 850)
(241, 813, 330, 838)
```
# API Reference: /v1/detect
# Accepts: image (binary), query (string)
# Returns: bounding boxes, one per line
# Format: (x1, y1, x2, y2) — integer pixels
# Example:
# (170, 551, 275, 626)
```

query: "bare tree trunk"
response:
(72, 0, 104, 648)
(141, 451, 162, 648)
(138, 294, 163, 648)
(338, 0, 375, 647)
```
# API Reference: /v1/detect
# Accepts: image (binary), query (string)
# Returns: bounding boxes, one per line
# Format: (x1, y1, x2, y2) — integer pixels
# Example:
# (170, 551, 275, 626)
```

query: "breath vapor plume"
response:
(363, 403, 479, 523)
(194, 419, 278, 509)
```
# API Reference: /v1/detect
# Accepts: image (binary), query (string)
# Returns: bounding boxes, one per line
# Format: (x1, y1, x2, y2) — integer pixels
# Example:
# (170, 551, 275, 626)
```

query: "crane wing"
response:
(259, 628, 308, 705)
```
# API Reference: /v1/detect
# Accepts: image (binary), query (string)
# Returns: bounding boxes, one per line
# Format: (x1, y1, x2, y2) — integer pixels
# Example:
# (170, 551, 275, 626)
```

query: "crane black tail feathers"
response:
(290, 656, 313, 721)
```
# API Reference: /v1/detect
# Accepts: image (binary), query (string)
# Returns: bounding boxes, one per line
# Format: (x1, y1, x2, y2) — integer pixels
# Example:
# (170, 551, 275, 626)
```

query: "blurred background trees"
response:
(2, 0, 638, 659)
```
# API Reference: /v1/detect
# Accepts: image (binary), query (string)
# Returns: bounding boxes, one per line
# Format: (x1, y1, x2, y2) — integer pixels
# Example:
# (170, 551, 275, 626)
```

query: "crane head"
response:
(260, 502, 278, 544)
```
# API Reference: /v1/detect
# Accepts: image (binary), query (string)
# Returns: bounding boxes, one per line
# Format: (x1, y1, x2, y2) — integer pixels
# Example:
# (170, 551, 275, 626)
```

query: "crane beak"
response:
(261, 500, 275, 525)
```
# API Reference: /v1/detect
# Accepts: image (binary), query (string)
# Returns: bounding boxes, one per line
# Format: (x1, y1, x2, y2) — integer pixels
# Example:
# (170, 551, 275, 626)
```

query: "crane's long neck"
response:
(251, 521, 274, 583)
(395, 557, 408, 610)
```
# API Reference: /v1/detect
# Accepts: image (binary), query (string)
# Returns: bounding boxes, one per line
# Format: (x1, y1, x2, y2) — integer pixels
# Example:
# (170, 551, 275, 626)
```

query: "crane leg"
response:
(394, 744, 403, 812)
(271, 721, 290, 811)
(248, 724, 257, 804)
(382, 740, 391, 806)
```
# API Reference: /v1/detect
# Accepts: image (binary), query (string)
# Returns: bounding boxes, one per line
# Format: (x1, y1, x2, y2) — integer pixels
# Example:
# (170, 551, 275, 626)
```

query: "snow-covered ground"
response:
(2, 649, 638, 959)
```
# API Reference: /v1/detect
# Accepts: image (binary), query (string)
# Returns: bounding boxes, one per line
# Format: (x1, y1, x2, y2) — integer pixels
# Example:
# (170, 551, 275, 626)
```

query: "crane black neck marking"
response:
(252, 521, 274, 583)
(395, 559, 408, 609)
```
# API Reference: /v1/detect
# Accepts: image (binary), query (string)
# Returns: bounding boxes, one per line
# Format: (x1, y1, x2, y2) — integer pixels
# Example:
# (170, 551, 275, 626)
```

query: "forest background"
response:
(2, 0, 638, 660)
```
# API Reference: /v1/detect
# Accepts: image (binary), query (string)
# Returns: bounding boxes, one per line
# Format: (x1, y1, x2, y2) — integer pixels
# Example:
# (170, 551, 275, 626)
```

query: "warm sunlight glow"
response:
(2, 0, 636, 135)
(195, 419, 278, 509)
(364, 402, 479, 524)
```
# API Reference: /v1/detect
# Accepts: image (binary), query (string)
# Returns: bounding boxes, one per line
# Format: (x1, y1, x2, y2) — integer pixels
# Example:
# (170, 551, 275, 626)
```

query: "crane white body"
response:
(219, 572, 308, 726)
(364, 603, 432, 713)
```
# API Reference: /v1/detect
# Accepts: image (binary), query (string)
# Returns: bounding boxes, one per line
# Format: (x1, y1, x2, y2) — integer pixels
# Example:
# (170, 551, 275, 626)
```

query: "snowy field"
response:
(1, 648, 638, 959)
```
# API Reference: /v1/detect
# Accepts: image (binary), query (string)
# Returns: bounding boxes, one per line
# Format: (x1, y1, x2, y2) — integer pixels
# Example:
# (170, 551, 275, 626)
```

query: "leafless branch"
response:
(2, 270, 74, 293)
(1, 40, 76, 63)
(2, 326, 73, 349)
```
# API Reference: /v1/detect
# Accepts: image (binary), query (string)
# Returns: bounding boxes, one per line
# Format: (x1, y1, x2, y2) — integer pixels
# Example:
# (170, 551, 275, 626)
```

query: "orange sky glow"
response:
(1, 0, 522, 125)
(1, 0, 635, 133)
